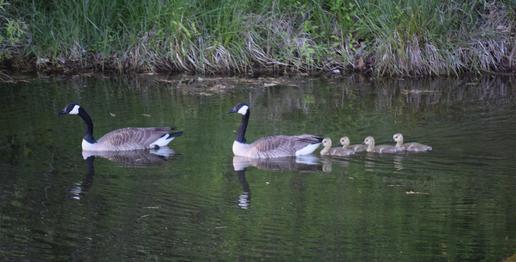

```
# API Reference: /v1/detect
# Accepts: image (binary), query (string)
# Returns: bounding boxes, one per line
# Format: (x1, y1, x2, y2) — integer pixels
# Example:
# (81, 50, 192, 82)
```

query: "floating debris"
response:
(405, 191, 430, 195)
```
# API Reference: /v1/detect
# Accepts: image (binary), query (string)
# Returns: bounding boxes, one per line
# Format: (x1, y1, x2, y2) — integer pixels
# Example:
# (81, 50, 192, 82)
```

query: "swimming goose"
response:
(229, 102, 322, 158)
(393, 133, 432, 152)
(363, 136, 404, 154)
(58, 103, 183, 151)
(320, 138, 355, 156)
(340, 136, 367, 152)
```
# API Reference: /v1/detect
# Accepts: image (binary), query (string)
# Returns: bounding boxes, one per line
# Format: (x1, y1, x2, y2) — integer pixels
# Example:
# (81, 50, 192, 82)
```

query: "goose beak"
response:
(58, 110, 67, 116)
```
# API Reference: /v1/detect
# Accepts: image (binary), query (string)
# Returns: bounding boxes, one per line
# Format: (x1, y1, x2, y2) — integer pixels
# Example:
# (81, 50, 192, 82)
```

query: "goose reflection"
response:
(232, 155, 322, 209)
(70, 147, 175, 200)
(81, 147, 175, 166)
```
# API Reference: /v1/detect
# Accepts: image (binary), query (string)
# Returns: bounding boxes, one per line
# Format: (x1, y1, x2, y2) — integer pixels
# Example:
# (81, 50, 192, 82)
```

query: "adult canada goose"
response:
(363, 136, 404, 154)
(340, 136, 367, 152)
(393, 133, 432, 152)
(228, 102, 322, 158)
(58, 103, 183, 151)
(320, 138, 355, 156)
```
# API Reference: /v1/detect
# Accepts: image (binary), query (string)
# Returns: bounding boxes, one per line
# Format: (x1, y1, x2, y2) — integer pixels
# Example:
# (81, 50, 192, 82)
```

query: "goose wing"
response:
(97, 127, 171, 149)
(251, 134, 322, 158)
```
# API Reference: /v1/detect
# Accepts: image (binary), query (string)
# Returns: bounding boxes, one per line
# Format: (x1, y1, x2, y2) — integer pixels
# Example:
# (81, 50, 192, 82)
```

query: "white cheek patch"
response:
(237, 105, 248, 115)
(69, 105, 80, 115)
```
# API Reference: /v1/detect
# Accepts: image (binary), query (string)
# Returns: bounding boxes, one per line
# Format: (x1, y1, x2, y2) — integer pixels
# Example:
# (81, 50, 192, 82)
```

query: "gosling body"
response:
(393, 133, 432, 152)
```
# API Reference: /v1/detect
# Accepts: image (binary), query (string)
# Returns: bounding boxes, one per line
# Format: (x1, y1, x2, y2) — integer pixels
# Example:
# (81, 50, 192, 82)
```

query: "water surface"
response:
(0, 75, 515, 261)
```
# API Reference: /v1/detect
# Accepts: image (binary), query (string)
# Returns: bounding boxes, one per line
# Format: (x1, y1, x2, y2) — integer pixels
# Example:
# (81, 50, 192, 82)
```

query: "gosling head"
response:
(228, 102, 250, 115)
(363, 136, 375, 146)
(340, 136, 350, 147)
(322, 137, 333, 148)
(363, 136, 375, 152)
(393, 133, 404, 146)
(58, 103, 81, 116)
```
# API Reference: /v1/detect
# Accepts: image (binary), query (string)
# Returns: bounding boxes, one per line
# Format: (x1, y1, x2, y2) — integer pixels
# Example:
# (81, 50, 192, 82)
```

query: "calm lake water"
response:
(0, 74, 515, 261)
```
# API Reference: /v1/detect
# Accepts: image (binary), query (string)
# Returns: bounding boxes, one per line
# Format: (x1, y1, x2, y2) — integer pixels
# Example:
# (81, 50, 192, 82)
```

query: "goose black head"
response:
(229, 103, 250, 115)
(58, 103, 81, 116)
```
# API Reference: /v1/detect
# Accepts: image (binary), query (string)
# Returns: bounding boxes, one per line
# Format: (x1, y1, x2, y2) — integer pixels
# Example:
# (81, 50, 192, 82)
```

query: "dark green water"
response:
(0, 75, 515, 261)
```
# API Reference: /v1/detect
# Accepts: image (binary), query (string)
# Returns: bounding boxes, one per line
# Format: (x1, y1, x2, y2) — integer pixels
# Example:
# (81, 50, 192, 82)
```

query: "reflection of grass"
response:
(0, 0, 514, 76)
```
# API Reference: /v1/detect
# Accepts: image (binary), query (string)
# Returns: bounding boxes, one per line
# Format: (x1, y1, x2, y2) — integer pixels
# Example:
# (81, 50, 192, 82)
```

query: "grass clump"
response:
(0, 0, 514, 76)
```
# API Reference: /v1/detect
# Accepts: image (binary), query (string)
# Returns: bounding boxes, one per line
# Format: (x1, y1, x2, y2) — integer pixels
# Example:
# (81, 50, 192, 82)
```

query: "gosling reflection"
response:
(319, 156, 350, 173)
(232, 156, 323, 209)
(363, 153, 406, 172)
(70, 147, 175, 200)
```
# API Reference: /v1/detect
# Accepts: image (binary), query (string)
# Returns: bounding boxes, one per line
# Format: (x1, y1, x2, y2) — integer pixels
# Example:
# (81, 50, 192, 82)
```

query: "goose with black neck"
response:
(58, 103, 183, 151)
(228, 102, 322, 159)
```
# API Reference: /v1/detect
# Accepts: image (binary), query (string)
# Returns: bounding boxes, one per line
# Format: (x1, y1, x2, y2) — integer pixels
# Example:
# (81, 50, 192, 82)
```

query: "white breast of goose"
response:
(82, 139, 99, 151)
(232, 141, 254, 158)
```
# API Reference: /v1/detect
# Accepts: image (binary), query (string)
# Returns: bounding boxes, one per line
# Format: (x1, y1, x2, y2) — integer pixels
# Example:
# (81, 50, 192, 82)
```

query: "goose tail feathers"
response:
(150, 130, 183, 148)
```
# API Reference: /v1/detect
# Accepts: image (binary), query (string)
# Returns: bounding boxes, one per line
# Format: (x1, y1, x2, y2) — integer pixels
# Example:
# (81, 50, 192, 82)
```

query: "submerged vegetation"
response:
(0, 0, 514, 76)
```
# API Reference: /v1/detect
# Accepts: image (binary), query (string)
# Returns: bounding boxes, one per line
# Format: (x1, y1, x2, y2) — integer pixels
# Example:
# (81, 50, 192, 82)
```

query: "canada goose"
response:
(58, 103, 183, 151)
(228, 102, 322, 158)
(393, 133, 432, 152)
(320, 138, 355, 156)
(340, 136, 367, 152)
(363, 136, 404, 154)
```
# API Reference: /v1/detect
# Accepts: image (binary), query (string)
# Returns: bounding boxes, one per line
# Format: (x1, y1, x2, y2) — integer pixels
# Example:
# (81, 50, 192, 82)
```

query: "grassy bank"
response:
(0, 0, 515, 76)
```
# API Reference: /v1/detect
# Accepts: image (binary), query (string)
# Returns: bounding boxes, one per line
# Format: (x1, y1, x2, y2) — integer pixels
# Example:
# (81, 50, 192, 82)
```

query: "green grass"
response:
(0, 0, 514, 76)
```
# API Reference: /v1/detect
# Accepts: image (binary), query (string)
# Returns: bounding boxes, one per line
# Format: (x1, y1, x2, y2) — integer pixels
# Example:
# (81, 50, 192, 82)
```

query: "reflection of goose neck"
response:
(236, 170, 251, 209)
(78, 108, 96, 143)
(71, 156, 95, 200)
(236, 110, 250, 143)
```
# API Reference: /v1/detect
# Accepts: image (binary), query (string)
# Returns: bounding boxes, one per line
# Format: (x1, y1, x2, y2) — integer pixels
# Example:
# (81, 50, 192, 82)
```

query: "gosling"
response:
(393, 133, 432, 152)
(363, 136, 404, 154)
(320, 138, 355, 157)
(340, 136, 367, 153)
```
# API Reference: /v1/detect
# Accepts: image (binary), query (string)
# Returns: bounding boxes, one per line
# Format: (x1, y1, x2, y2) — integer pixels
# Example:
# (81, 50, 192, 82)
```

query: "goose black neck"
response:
(236, 111, 249, 143)
(78, 108, 96, 143)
